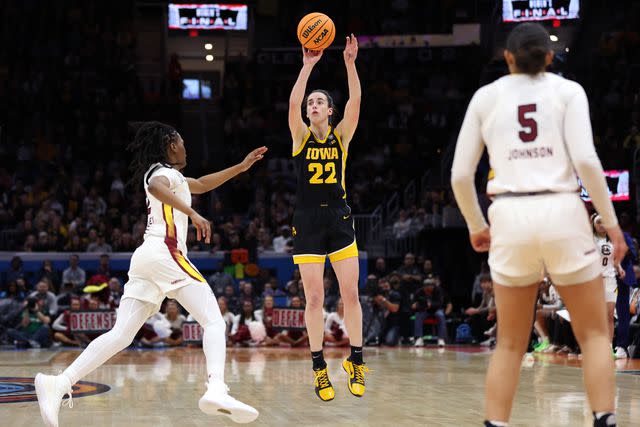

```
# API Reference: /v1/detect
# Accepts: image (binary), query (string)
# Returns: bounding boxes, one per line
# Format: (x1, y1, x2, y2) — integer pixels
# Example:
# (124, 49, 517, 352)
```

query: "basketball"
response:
(296, 12, 335, 51)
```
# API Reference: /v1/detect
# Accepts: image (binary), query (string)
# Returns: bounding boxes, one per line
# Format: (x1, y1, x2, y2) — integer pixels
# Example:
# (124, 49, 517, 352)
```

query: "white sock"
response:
(63, 298, 154, 385)
(489, 422, 509, 427)
(172, 283, 227, 383)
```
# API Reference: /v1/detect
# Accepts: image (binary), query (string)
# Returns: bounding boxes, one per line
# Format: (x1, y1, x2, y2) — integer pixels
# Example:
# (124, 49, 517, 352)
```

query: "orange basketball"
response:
(296, 12, 335, 51)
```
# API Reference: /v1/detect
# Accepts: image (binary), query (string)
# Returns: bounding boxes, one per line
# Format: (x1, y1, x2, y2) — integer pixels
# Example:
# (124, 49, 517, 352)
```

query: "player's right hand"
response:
(190, 212, 211, 244)
(302, 47, 323, 65)
(469, 228, 491, 252)
(605, 225, 628, 266)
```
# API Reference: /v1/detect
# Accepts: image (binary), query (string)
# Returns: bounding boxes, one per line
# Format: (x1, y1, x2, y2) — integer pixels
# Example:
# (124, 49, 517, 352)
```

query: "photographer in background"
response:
(412, 276, 447, 348)
(364, 278, 401, 346)
(6, 297, 52, 348)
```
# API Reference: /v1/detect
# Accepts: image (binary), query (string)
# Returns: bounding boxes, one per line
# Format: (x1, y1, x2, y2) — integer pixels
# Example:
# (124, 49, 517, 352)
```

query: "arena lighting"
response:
(205, 54, 214, 61)
(565, 47, 570, 52)
(550, 34, 559, 42)
(204, 43, 213, 50)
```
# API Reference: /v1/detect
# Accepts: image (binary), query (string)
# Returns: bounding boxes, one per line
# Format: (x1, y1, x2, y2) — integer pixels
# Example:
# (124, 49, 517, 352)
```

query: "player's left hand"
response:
(240, 146, 268, 171)
(469, 228, 491, 252)
(617, 264, 626, 280)
(343, 34, 358, 64)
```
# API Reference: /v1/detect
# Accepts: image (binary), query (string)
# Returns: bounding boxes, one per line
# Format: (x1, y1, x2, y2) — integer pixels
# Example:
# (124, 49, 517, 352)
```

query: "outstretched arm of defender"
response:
(187, 146, 268, 194)
(289, 48, 322, 149)
(148, 176, 211, 243)
(336, 34, 361, 149)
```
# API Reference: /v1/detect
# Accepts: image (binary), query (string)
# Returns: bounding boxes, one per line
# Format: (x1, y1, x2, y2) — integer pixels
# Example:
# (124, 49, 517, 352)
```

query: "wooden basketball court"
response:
(2, 346, 640, 426)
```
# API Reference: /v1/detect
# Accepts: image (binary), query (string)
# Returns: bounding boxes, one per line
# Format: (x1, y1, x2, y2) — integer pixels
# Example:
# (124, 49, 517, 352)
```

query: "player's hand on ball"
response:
(241, 146, 268, 171)
(190, 212, 211, 244)
(470, 228, 491, 252)
(605, 225, 628, 266)
(302, 47, 323, 65)
(343, 34, 358, 64)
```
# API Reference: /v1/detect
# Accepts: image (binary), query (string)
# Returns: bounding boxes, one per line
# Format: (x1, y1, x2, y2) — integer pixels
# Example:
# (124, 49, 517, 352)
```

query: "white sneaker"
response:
(35, 373, 73, 427)
(414, 337, 424, 347)
(437, 338, 445, 348)
(614, 346, 629, 359)
(199, 379, 258, 424)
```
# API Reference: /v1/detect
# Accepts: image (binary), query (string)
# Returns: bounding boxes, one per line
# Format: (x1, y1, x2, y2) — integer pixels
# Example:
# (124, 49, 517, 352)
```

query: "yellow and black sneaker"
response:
(313, 367, 335, 401)
(342, 358, 369, 397)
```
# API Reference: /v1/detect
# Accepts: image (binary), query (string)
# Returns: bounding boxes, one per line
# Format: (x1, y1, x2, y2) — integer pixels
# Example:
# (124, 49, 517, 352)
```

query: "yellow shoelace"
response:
(315, 369, 331, 389)
(353, 364, 369, 385)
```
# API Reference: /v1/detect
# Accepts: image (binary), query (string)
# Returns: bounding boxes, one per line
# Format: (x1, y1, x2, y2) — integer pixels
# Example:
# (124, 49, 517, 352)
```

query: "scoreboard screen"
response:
(168, 4, 248, 30)
(503, 0, 580, 22)
(579, 170, 630, 203)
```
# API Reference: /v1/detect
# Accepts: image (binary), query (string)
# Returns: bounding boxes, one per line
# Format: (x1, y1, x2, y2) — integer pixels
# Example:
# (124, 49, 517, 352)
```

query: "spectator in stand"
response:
(52, 298, 83, 347)
(96, 254, 112, 277)
(396, 253, 423, 339)
(0, 281, 27, 302)
(255, 295, 280, 346)
(224, 284, 240, 313)
(6, 256, 25, 284)
(7, 297, 51, 348)
(366, 278, 401, 346)
(273, 296, 309, 347)
(231, 300, 259, 346)
(28, 280, 59, 316)
(412, 277, 447, 347)
(37, 260, 60, 293)
(87, 233, 113, 253)
(108, 278, 122, 307)
(141, 300, 186, 347)
(324, 298, 349, 347)
(62, 255, 86, 290)
(393, 210, 412, 238)
(207, 264, 234, 296)
(83, 187, 107, 216)
(464, 274, 496, 344)
(533, 278, 562, 353)
(471, 262, 490, 306)
(56, 282, 76, 311)
(272, 225, 293, 253)
(218, 297, 236, 343)
(372, 257, 388, 279)
(422, 259, 435, 278)
(239, 281, 259, 308)
(323, 277, 339, 312)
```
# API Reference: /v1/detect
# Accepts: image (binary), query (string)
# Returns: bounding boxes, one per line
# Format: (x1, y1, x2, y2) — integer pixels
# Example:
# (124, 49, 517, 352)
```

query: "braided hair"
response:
(126, 121, 180, 189)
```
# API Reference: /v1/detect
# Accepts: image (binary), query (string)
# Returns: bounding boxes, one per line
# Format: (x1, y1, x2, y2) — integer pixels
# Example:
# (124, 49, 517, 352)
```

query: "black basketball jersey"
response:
(293, 126, 348, 208)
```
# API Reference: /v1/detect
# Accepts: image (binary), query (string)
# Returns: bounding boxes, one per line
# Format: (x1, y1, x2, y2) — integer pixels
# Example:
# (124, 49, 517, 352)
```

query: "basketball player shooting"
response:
(451, 23, 628, 427)
(35, 121, 267, 426)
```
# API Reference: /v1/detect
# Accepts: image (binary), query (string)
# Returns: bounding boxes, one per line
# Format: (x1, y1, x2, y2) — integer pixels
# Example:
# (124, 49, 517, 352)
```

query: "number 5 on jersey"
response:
(309, 162, 337, 184)
(518, 104, 538, 143)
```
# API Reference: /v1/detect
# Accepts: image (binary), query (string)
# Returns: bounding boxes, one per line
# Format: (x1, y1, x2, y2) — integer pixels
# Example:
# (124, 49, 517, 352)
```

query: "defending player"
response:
(451, 23, 628, 427)
(35, 122, 266, 425)
(287, 35, 367, 401)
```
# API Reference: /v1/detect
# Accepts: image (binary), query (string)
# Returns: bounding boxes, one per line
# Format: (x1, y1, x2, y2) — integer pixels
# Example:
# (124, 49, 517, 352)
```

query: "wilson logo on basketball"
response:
(302, 19, 322, 39)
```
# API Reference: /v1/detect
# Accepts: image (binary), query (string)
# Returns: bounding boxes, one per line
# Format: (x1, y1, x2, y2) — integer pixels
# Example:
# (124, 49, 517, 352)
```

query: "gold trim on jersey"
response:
(312, 126, 332, 144)
(162, 203, 206, 283)
(292, 130, 312, 157)
(334, 130, 348, 199)
(328, 240, 358, 263)
(293, 253, 326, 265)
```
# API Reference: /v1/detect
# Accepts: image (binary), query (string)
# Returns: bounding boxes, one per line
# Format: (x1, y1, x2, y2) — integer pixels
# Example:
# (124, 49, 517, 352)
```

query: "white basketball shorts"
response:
(488, 193, 601, 287)
(122, 237, 207, 310)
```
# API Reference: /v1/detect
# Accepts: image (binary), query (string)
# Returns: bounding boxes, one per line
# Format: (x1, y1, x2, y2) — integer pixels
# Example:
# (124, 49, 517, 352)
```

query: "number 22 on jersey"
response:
(308, 162, 337, 184)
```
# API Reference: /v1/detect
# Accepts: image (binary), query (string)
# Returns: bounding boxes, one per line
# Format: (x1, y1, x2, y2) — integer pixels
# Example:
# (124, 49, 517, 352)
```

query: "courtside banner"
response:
(70, 311, 117, 333)
(182, 321, 203, 343)
(272, 308, 306, 330)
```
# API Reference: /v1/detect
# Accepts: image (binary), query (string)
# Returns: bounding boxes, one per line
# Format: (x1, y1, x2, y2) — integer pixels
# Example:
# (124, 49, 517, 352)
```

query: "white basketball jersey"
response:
(595, 236, 615, 277)
(143, 163, 191, 254)
(474, 73, 584, 195)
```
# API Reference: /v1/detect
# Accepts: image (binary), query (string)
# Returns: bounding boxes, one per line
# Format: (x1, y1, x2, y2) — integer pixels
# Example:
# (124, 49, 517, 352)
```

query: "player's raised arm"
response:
(289, 48, 322, 152)
(336, 34, 361, 149)
(186, 146, 268, 195)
